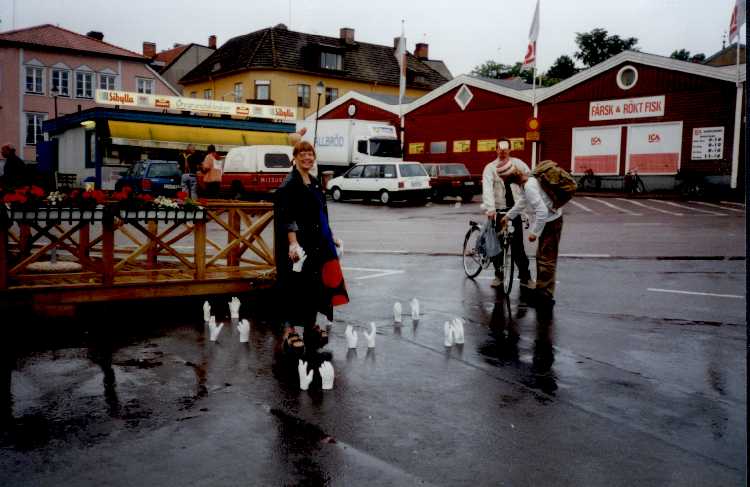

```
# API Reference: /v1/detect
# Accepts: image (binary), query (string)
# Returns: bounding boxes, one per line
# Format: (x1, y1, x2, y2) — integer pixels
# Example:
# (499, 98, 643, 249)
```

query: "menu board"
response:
(691, 127, 724, 160)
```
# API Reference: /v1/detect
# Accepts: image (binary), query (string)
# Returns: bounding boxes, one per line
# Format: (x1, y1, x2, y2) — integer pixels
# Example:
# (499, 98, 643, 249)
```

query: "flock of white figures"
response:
(200, 296, 465, 391)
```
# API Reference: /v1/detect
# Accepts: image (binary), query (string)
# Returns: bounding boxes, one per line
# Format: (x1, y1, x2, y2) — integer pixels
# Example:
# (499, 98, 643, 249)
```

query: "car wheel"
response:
(379, 190, 391, 205)
(431, 188, 443, 201)
(331, 186, 343, 202)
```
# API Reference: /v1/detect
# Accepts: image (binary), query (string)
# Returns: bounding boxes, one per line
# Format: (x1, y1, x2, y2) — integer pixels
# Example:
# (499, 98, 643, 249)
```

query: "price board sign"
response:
(691, 127, 724, 160)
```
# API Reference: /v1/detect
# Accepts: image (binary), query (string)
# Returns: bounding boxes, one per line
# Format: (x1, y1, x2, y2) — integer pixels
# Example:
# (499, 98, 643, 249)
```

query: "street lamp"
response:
(50, 86, 59, 118)
(313, 81, 324, 149)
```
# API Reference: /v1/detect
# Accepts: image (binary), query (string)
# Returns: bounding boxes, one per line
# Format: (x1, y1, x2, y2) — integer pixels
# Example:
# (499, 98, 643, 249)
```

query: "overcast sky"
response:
(0, 0, 743, 75)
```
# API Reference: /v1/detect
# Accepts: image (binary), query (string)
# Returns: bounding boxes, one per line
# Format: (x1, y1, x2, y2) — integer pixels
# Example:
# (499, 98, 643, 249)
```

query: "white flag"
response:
(522, 0, 540, 70)
(394, 25, 407, 105)
(729, 0, 746, 42)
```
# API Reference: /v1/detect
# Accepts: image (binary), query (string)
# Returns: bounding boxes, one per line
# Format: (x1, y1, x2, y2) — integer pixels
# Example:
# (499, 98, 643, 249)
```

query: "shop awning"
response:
(107, 121, 290, 148)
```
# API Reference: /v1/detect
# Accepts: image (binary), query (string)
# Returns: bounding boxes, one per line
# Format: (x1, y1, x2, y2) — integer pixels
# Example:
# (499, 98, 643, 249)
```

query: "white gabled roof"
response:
(536, 50, 746, 102)
(308, 90, 410, 120)
(403, 74, 533, 115)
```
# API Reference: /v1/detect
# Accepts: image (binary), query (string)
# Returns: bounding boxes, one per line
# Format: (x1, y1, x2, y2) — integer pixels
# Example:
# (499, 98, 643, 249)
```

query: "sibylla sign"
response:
(95, 89, 297, 122)
(589, 95, 665, 121)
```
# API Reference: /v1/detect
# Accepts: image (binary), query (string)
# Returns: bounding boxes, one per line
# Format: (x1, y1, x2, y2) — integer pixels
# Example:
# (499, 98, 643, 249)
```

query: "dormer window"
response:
(320, 52, 342, 70)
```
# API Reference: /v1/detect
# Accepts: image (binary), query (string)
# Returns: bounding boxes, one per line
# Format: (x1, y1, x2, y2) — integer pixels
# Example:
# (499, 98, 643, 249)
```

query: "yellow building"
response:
(180, 25, 451, 120)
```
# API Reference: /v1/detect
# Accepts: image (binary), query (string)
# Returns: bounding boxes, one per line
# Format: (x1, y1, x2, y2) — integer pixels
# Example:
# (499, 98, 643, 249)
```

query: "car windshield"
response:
(369, 139, 402, 158)
(399, 164, 427, 177)
(264, 153, 292, 168)
(147, 164, 180, 177)
(441, 164, 470, 176)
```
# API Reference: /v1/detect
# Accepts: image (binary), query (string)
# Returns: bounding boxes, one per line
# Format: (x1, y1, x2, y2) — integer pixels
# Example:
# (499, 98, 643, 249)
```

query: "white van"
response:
(326, 161, 430, 205)
(220, 145, 294, 198)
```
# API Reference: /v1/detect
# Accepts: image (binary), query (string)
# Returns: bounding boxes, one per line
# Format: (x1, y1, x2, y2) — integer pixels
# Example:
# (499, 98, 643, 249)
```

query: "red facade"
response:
(321, 100, 399, 126)
(404, 86, 534, 175)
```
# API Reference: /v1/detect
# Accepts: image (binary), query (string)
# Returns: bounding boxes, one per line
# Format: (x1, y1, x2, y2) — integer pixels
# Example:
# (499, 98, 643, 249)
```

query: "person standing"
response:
(179, 144, 201, 199)
(274, 141, 348, 355)
(498, 160, 563, 311)
(1, 144, 27, 189)
(200, 144, 222, 198)
(480, 138, 534, 298)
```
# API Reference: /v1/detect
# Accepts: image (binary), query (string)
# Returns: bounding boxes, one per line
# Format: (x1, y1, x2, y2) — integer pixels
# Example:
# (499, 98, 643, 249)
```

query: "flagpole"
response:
(399, 19, 405, 151)
(531, 65, 538, 169)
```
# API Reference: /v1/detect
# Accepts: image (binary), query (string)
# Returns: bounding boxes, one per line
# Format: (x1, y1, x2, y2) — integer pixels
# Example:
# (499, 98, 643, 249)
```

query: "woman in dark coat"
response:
(274, 141, 348, 354)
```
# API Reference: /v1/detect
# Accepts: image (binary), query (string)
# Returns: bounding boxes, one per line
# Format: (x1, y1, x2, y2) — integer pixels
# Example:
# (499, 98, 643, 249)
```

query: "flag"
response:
(394, 23, 407, 106)
(522, 0, 540, 70)
(729, 0, 746, 42)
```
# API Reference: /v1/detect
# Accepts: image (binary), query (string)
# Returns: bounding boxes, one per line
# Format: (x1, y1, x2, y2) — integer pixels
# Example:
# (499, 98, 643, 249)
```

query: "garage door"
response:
(571, 125, 621, 175)
(626, 122, 682, 174)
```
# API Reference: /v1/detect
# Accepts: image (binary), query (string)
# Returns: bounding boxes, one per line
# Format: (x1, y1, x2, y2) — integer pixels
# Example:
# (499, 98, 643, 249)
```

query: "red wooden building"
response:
(316, 91, 414, 138)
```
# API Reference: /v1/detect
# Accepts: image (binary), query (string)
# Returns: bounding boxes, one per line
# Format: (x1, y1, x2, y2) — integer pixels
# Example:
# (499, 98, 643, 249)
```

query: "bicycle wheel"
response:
(501, 233, 515, 294)
(634, 178, 646, 194)
(462, 226, 484, 278)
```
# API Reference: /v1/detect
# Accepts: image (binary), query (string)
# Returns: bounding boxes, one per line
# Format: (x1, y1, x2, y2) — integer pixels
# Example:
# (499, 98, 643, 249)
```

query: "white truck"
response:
(296, 119, 402, 174)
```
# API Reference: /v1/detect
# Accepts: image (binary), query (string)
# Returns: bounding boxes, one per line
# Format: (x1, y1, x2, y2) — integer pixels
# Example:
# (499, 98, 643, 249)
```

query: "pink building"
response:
(0, 24, 177, 163)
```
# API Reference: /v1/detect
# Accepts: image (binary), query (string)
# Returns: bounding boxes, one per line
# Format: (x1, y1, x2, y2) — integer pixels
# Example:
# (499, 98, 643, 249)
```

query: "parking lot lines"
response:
(569, 199, 597, 214)
(619, 198, 683, 216)
(689, 201, 745, 213)
(720, 201, 745, 207)
(647, 288, 744, 299)
(649, 199, 727, 216)
(585, 197, 642, 215)
(343, 266, 405, 280)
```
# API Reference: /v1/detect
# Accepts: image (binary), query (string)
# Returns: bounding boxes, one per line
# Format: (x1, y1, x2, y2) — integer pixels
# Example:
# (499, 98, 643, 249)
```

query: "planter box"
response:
(118, 208, 206, 222)
(8, 205, 105, 223)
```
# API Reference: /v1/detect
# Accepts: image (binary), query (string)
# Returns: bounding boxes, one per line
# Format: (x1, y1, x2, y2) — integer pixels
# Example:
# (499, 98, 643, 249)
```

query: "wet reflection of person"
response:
(0, 343, 13, 428)
(86, 332, 120, 417)
(529, 310, 557, 394)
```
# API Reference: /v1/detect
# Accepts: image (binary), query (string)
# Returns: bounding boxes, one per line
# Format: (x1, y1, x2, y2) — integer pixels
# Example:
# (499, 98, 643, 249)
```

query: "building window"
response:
(51, 69, 70, 96)
(325, 87, 339, 104)
(616, 65, 638, 90)
(25, 113, 46, 145)
(429, 141, 447, 154)
(190, 91, 197, 98)
(233, 82, 243, 102)
(255, 80, 270, 100)
(203, 89, 213, 99)
(297, 84, 311, 107)
(75, 71, 94, 98)
(25, 66, 44, 94)
(320, 52, 343, 70)
(99, 73, 117, 90)
(136, 77, 154, 94)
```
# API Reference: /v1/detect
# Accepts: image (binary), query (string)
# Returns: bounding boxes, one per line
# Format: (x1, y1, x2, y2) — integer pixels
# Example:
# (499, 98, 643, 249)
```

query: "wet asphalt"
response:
(0, 198, 746, 486)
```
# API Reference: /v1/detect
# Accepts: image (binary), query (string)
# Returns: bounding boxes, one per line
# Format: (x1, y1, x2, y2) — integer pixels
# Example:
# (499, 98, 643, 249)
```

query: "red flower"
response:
(70, 189, 80, 199)
(92, 190, 106, 203)
(30, 185, 45, 198)
(176, 191, 188, 200)
(138, 194, 153, 202)
(82, 191, 92, 199)
(122, 185, 133, 194)
(4, 194, 19, 203)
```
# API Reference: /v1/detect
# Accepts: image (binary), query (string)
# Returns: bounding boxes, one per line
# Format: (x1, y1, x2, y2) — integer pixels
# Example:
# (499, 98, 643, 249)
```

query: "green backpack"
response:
(532, 160, 577, 209)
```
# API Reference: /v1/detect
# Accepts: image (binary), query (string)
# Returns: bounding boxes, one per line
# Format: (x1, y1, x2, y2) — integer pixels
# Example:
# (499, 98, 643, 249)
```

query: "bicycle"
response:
(462, 210, 514, 294)
(624, 169, 646, 194)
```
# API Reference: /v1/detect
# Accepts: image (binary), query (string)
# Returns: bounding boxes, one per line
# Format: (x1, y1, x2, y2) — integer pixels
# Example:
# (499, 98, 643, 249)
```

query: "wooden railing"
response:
(0, 201, 276, 301)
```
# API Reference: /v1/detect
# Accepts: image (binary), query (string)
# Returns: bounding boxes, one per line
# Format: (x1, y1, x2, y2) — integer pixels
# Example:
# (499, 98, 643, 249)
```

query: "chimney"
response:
(340, 27, 355, 44)
(143, 41, 156, 58)
(415, 43, 429, 60)
(208, 35, 217, 49)
(86, 31, 104, 41)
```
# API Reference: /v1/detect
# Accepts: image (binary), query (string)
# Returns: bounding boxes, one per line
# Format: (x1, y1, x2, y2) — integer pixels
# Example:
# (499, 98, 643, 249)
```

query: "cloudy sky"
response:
(0, 0, 743, 75)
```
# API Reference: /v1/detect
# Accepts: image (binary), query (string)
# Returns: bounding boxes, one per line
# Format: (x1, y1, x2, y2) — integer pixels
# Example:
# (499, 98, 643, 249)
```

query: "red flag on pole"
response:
(729, 0, 746, 42)
(522, 0, 540, 70)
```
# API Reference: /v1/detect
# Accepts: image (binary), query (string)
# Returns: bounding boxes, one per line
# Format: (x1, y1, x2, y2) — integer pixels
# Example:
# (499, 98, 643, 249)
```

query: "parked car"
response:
(327, 161, 430, 205)
(115, 160, 182, 196)
(422, 163, 481, 202)
(220, 145, 294, 199)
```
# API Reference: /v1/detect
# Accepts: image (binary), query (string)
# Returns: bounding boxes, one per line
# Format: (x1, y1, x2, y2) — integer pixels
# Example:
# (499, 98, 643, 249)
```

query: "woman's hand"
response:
(288, 242, 302, 262)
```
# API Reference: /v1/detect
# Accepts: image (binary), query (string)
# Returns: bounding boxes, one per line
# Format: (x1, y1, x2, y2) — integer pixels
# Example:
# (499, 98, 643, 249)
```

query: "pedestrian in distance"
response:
(481, 137, 534, 299)
(179, 144, 202, 200)
(200, 144, 223, 198)
(1, 143, 27, 189)
(498, 159, 564, 311)
(274, 140, 348, 355)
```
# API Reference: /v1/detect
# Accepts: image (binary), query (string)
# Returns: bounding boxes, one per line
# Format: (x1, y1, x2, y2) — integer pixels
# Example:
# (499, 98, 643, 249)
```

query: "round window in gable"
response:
(616, 65, 638, 90)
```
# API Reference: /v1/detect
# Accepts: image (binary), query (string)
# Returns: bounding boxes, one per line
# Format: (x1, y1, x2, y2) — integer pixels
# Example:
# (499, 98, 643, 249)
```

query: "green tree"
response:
(574, 28, 639, 67)
(670, 49, 706, 63)
(471, 60, 535, 84)
(545, 55, 578, 82)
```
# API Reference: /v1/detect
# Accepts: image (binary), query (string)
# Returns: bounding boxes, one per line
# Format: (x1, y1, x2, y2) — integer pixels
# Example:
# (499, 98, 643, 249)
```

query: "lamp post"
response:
(313, 81, 324, 149)
(50, 86, 59, 118)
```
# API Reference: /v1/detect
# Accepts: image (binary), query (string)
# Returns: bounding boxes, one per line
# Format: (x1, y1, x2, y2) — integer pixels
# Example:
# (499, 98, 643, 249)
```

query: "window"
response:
(99, 73, 117, 90)
(203, 89, 213, 99)
(233, 82, 243, 102)
(265, 153, 292, 168)
(325, 87, 339, 104)
(51, 69, 70, 96)
(382, 165, 397, 178)
(255, 80, 270, 100)
(399, 163, 427, 177)
(297, 84, 310, 108)
(430, 141, 447, 154)
(320, 52, 343, 70)
(25, 113, 46, 145)
(616, 65, 638, 90)
(75, 71, 94, 98)
(357, 140, 368, 154)
(136, 77, 154, 94)
(345, 165, 364, 178)
(363, 165, 381, 178)
(25, 66, 44, 94)
(190, 91, 197, 98)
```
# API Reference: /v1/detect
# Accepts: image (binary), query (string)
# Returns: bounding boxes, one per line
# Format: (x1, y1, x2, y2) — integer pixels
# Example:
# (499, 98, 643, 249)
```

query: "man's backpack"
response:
(532, 160, 577, 208)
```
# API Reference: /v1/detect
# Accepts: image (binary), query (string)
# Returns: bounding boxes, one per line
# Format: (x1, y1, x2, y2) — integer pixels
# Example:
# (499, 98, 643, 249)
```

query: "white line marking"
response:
(647, 288, 744, 299)
(569, 199, 596, 214)
(559, 253, 611, 258)
(343, 266, 405, 280)
(648, 199, 726, 216)
(623, 222, 661, 226)
(689, 201, 745, 213)
(619, 198, 683, 216)
(585, 197, 641, 215)
(720, 201, 745, 207)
